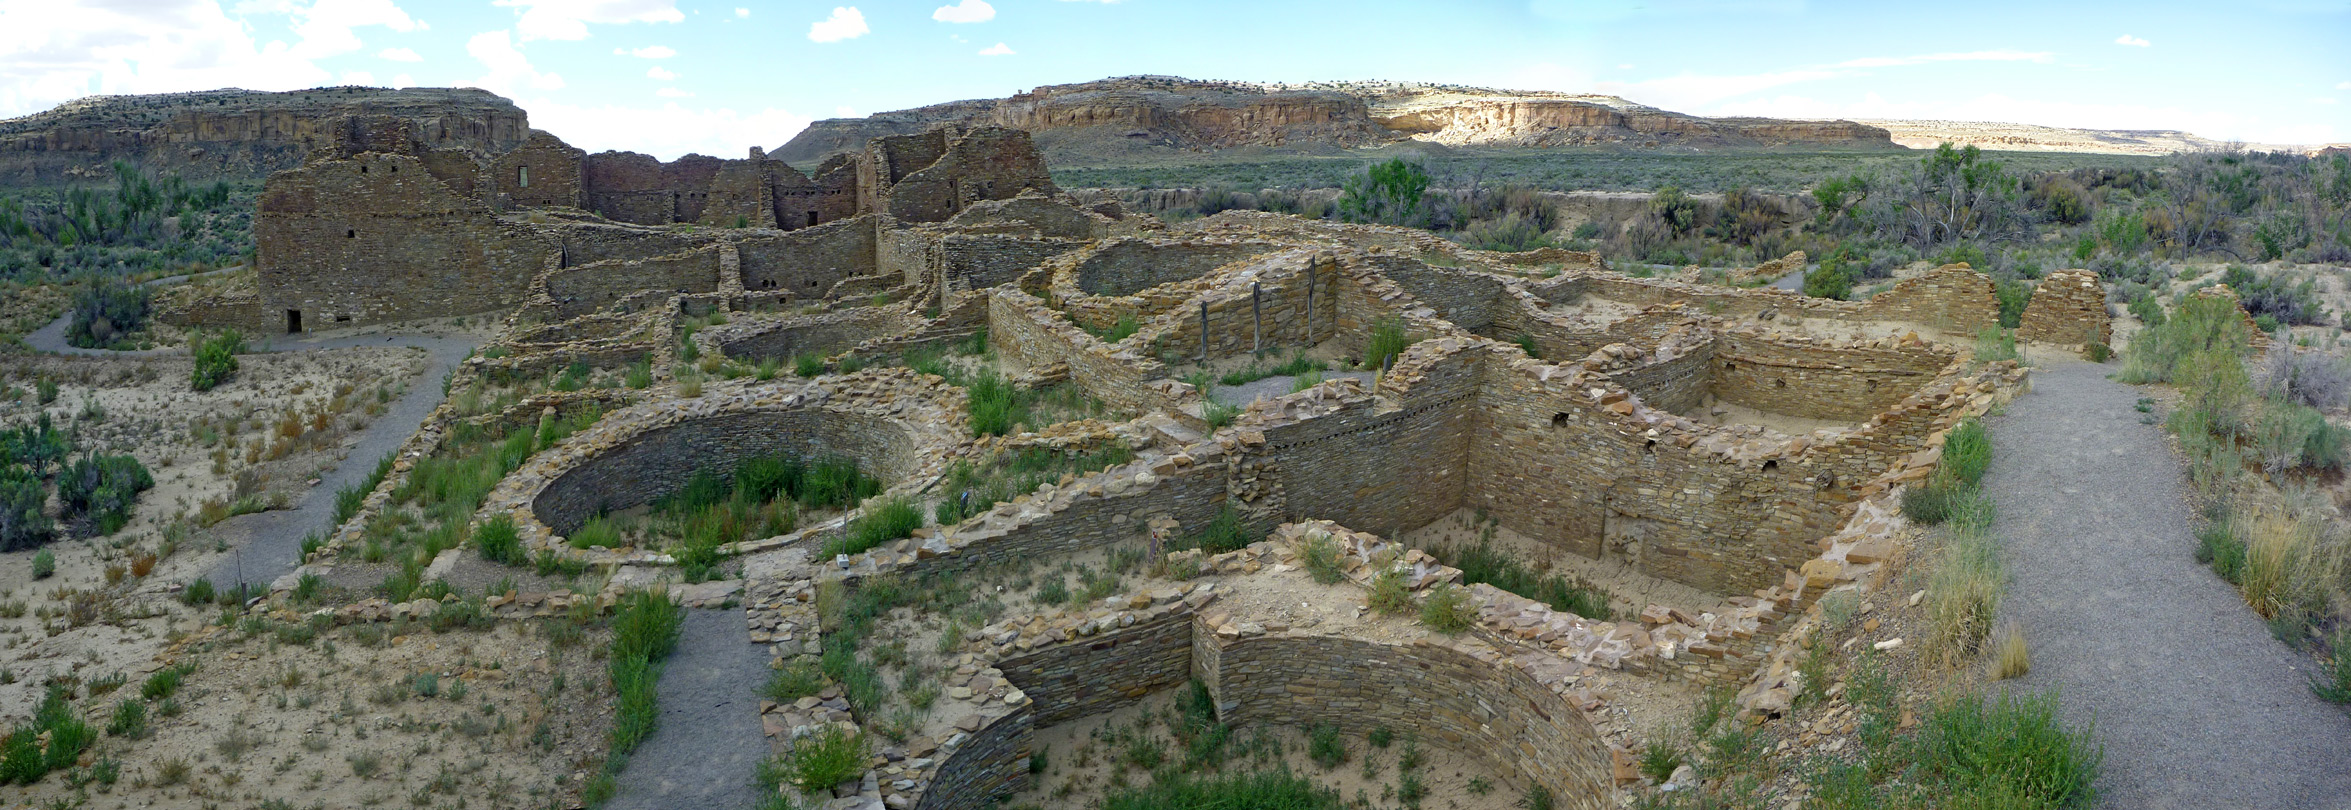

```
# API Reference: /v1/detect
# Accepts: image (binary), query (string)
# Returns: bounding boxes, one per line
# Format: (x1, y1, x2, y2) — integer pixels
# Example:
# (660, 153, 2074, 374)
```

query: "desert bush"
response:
(1337, 159, 1431, 227)
(56, 454, 152, 536)
(823, 496, 921, 558)
(2117, 291, 2256, 385)
(1418, 581, 1476, 634)
(1802, 254, 1855, 300)
(2258, 345, 2351, 411)
(1300, 532, 1343, 584)
(474, 514, 524, 565)
(1913, 690, 2102, 809)
(1364, 316, 1413, 370)
(29, 548, 53, 579)
(1367, 566, 1414, 615)
(1927, 524, 2005, 668)
(66, 277, 151, 349)
(784, 725, 869, 792)
(189, 329, 245, 391)
(1941, 418, 1992, 487)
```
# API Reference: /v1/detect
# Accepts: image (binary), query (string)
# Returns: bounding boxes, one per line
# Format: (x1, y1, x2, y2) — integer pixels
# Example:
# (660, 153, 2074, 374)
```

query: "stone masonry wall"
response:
(531, 408, 920, 534)
(1709, 335, 1946, 422)
(2017, 269, 2111, 346)
(1072, 238, 1279, 298)
(734, 217, 878, 294)
(542, 246, 721, 320)
(993, 612, 1193, 726)
(987, 288, 1178, 416)
(1208, 635, 1610, 809)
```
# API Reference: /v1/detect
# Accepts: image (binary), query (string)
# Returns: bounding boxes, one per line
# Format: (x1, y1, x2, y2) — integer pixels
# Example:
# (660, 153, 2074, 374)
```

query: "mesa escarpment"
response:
(0, 86, 531, 185)
(776, 76, 1898, 164)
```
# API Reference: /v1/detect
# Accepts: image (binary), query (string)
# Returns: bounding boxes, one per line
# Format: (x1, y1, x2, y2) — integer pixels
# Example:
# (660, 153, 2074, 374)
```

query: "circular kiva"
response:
(476, 370, 969, 562)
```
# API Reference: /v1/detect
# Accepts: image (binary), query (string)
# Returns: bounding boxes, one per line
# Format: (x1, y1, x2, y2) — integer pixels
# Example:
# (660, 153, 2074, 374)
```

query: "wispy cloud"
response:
(933, 0, 994, 23)
(378, 47, 422, 62)
(647, 66, 676, 80)
(734, 7, 748, 17)
(977, 42, 1014, 56)
(468, 29, 564, 94)
(617, 45, 675, 58)
(1832, 51, 2053, 69)
(493, 0, 682, 42)
(808, 7, 868, 42)
(2115, 34, 2151, 47)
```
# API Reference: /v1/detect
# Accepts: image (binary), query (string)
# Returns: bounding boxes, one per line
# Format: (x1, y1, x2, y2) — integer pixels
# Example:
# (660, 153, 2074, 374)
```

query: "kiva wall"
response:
(532, 409, 919, 534)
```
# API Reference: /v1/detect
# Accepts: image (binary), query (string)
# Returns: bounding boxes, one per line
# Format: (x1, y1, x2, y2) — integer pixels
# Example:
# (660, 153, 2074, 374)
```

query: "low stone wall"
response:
(1710, 333, 1947, 422)
(735, 216, 877, 295)
(2018, 269, 2111, 347)
(993, 612, 1193, 726)
(706, 307, 919, 362)
(542, 245, 722, 320)
(1069, 237, 1278, 297)
(986, 288, 1181, 417)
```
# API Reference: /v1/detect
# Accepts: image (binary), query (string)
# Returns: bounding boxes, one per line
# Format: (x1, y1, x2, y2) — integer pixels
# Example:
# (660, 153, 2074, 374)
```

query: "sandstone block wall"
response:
(486, 131, 584, 211)
(1204, 635, 1609, 810)
(993, 612, 1193, 726)
(1259, 346, 1481, 533)
(1071, 238, 1278, 298)
(542, 246, 722, 320)
(256, 152, 556, 328)
(735, 217, 878, 294)
(987, 289, 1176, 416)
(713, 308, 918, 362)
(531, 408, 921, 534)
(1709, 335, 1946, 422)
(2017, 270, 2111, 346)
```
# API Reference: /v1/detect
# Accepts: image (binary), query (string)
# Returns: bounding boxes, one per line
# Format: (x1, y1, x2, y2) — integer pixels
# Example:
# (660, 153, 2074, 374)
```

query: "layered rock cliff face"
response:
(776, 76, 1895, 164)
(0, 87, 531, 185)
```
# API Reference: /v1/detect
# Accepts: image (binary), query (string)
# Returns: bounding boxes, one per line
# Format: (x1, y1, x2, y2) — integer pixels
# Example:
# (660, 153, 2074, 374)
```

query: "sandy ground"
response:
(10, 616, 615, 810)
(0, 348, 425, 722)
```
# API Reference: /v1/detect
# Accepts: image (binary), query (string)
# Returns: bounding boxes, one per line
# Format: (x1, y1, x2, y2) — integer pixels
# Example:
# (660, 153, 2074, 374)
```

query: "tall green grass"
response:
(1428, 529, 1612, 620)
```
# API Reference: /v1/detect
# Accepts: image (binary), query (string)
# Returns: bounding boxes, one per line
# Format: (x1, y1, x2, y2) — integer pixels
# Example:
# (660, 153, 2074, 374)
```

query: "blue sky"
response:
(4, 0, 2345, 159)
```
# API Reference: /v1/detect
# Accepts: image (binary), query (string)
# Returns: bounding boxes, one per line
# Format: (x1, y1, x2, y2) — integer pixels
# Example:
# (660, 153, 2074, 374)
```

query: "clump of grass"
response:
(474, 513, 524, 565)
(1307, 723, 1348, 768)
(1927, 522, 2004, 668)
(1993, 623, 2031, 680)
(1913, 689, 2103, 809)
(764, 659, 826, 703)
(1972, 327, 2020, 365)
(1418, 581, 1476, 634)
(568, 514, 623, 549)
(1364, 316, 1413, 369)
(1368, 566, 1414, 615)
(2238, 510, 2317, 620)
(783, 725, 869, 792)
(1300, 532, 1343, 584)
(823, 496, 922, 558)
(1429, 526, 1612, 619)
(2312, 625, 2351, 704)
(608, 589, 684, 755)
(1188, 506, 1251, 554)
(1638, 740, 1685, 783)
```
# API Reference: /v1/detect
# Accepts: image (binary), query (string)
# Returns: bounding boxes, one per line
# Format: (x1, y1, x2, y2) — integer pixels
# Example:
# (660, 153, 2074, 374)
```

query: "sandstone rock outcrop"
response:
(0, 86, 530, 185)
(777, 76, 1896, 164)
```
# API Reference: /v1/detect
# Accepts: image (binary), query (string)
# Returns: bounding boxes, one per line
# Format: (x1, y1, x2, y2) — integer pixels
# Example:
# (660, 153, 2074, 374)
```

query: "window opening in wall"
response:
(1775, 378, 1787, 388)
(286, 310, 302, 334)
(346, 229, 356, 238)
(518, 166, 529, 188)
(807, 211, 819, 227)
(359, 165, 367, 174)
(1551, 413, 1570, 428)
(1762, 460, 1778, 472)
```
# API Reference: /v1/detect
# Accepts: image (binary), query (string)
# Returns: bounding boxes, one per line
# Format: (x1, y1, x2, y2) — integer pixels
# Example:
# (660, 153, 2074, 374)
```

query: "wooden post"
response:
(1251, 282, 1262, 354)
(1198, 301, 1210, 362)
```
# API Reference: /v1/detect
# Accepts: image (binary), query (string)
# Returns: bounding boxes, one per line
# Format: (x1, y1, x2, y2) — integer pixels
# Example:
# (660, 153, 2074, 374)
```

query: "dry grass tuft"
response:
(1993, 622, 2030, 680)
(2239, 511, 2316, 620)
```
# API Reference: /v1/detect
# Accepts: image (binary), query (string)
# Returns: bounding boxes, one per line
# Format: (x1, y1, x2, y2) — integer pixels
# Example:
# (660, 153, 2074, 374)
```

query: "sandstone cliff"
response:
(776, 76, 1897, 165)
(0, 86, 531, 185)
(1857, 119, 2318, 156)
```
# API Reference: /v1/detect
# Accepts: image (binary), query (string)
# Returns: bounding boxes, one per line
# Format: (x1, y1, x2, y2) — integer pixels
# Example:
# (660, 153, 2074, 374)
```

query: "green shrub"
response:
(823, 497, 921, 558)
(608, 589, 684, 755)
(181, 577, 214, 605)
(66, 278, 153, 349)
(1337, 158, 1431, 227)
(1191, 506, 1250, 554)
(140, 663, 191, 701)
(763, 658, 826, 703)
(967, 370, 1021, 437)
(1915, 690, 2102, 809)
(1974, 327, 2019, 364)
(1942, 418, 1992, 487)
(105, 699, 146, 739)
(2312, 625, 2351, 704)
(785, 725, 868, 791)
(1368, 566, 1414, 615)
(794, 354, 826, 377)
(190, 330, 246, 391)
(29, 549, 53, 579)
(1429, 532, 1611, 620)
(1300, 532, 1343, 584)
(474, 514, 524, 565)
(1638, 740, 1686, 783)
(1803, 255, 1856, 300)
(1364, 317, 1413, 370)
(1307, 722, 1348, 768)
(2117, 292, 2257, 385)
(1418, 581, 1476, 633)
(56, 453, 153, 535)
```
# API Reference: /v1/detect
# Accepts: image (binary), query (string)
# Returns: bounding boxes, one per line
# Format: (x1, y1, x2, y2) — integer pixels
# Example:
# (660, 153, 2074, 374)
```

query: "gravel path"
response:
(1984, 358, 2351, 810)
(609, 608, 772, 810)
(24, 283, 477, 591)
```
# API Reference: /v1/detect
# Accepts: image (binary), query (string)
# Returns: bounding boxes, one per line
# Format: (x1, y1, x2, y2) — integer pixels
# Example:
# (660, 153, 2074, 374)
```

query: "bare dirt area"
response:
(12, 616, 615, 810)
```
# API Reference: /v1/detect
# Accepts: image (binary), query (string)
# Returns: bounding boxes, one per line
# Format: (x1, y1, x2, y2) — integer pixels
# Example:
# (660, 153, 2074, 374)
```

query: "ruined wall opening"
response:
(285, 310, 301, 334)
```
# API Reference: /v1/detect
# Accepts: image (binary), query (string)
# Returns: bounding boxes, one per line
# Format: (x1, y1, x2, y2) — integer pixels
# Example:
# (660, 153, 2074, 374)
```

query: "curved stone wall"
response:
(1071, 238, 1276, 297)
(531, 407, 922, 534)
(710, 308, 917, 363)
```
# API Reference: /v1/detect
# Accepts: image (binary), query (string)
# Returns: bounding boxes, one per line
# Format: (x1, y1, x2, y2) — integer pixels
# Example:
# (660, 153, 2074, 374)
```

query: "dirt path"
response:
(25, 288, 478, 591)
(608, 608, 772, 810)
(1983, 358, 2351, 810)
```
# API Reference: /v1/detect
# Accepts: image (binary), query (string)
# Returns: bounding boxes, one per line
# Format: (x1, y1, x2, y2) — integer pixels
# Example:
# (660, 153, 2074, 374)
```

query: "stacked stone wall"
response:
(1148, 254, 1336, 363)
(1209, 635, 1609, 809)
(1709, 335, 1945, 422)
(541, 247, 721, 320)
(484, 132, 584, 210)
(2017, 269, 2111, 346)
(558, 224, 711, 267)
(1605, 342, 1718, 416)
(993, 613, 1193, 725)
(986, 289, 1176, 416)
(734, 217, 878, 294)
(531, 408, 921, 534)
(1072, 239, 1277, 297)
(711, 308, 918, 362)
(1259, 345, 1483, 533)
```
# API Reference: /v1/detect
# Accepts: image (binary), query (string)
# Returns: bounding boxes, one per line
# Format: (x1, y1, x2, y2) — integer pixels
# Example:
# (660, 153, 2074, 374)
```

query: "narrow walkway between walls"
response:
(1982, 358, 2351, 810)
(608, 607, 773, 810)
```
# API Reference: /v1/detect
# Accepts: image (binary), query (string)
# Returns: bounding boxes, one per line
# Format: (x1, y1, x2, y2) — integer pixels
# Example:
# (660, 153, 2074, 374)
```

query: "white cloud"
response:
(617, 45, 675, 58)
(1617, 63, 1635, 70)
(835, 105, 857, 116)
(734, 7, 748, 17)
(338, 70, 375, 85)
(288, 0, 421, 59)
(378, 47, 422, 61)
(467, 29, 564, 95)
(933, 0, 994, 23)
(0, 0, 336, 117)
(2337, 81, 2350, 90)
(493, 0, 683, 42)
(1832, 50, 2053, 69)
(520, 98, 812, 159)
(2115, 34, 2151, 47)
(647, 66, 676, 80)
(977, 42, 1014, 56)
(808, 7, 868, 42)
(656, 87, 692, 98)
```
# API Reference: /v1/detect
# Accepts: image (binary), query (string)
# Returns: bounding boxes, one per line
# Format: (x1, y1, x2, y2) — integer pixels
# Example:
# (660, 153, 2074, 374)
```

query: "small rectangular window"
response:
(518, 166, 529, 188)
